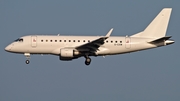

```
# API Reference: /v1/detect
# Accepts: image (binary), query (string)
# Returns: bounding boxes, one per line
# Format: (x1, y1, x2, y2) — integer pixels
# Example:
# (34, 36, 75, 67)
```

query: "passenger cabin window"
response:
(73, 40, 75, 42)
(55, 40, 57, 42)
(41, 40, 43, 42)
(50, 40, 53, 42)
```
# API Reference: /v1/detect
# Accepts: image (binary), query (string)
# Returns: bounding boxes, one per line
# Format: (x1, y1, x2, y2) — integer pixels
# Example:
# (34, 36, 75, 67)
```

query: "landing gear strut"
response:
(85, 55, 91, 65)
(24, 53, 30, 64)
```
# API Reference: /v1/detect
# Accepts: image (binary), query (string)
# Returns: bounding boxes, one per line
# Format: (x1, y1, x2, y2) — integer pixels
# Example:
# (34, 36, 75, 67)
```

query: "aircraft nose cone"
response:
(5, 45, 11, 52)
(5, 46, 9, 51)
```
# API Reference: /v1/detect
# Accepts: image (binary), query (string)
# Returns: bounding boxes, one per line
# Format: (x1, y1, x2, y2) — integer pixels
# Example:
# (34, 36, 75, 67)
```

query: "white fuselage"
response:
(5, 35, 164, 56)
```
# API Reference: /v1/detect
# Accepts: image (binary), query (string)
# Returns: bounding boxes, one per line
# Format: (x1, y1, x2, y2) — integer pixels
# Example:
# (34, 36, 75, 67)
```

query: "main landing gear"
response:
(24, 53, 30, 64)
(85, 55, 91, 66)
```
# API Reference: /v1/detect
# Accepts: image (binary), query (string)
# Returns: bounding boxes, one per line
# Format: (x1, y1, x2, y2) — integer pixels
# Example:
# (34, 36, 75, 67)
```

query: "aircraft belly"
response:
(28, 46, 56, 54)
(96, 47, 110, 55)
(106, 42, 157, 55)
(127, 42, 157, 52)
(108, 47, 127, 55)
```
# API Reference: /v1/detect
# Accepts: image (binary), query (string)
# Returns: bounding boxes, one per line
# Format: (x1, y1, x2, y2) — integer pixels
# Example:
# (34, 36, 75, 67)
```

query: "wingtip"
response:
(105, 28, 113, 37)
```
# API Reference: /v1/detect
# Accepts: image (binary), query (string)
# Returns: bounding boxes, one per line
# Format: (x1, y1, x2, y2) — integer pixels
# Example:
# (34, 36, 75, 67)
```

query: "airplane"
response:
(5, 8, 174, 65)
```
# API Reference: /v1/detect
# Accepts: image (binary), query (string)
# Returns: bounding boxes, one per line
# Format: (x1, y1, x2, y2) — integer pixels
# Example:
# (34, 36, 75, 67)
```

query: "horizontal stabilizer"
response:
(148, 36, 171, 43)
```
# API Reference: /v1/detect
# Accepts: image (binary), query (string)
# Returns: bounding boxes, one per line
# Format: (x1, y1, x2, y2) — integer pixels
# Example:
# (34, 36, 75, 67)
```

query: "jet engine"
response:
(59, 48, 80, 60)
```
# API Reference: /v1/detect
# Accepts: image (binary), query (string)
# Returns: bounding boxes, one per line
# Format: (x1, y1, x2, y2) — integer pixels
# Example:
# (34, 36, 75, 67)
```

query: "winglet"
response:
(105, 28, 113, 37)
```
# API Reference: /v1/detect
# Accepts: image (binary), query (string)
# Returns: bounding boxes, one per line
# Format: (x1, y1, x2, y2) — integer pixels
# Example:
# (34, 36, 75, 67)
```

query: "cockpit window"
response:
(15, 38, 23, 42)
(19, 39, 23, 42)
(15, 39, 19, 42)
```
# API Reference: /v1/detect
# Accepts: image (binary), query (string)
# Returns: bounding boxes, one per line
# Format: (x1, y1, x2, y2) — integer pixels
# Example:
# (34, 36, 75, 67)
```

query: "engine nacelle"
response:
(60, 48, 74, 57)
(59, 48, 80, 60)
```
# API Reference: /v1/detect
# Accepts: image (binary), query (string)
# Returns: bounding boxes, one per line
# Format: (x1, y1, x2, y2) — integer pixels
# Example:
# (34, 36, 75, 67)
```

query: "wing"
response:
(75, 28, 113, 52)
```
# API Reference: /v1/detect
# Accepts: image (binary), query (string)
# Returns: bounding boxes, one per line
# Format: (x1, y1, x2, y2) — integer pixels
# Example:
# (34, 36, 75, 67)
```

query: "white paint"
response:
(5, 8, 174, 65)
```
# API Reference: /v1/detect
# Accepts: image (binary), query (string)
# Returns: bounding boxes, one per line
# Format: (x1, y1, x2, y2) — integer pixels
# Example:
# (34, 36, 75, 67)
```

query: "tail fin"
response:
(131, 8, 172, 38)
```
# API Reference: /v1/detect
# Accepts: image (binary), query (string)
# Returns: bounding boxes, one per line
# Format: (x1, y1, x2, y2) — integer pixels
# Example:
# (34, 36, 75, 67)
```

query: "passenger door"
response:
(125, 37, 131, 49)
(31, 36, 37, 47)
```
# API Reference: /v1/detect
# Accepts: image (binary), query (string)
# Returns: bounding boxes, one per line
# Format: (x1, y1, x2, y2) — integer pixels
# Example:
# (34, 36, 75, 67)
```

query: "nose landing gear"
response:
(25, 60, 30, 64)
(24, 53, 30, 64)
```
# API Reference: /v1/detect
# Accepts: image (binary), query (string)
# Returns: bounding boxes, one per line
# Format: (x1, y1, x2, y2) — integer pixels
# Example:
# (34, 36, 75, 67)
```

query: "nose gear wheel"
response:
(25, 60, 30, 64)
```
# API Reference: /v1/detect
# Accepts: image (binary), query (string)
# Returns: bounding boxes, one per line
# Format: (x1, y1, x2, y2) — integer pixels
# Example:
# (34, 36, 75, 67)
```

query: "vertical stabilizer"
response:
(131, 8, 172, 38)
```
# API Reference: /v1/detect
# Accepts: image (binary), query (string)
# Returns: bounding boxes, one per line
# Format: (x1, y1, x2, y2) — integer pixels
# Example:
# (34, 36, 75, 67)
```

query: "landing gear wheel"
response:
(25, 60, 30, 64)
(85, 58, 91, 65)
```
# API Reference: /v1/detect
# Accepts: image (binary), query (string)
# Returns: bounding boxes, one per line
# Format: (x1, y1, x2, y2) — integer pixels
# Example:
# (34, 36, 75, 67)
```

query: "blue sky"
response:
(1, 0, 180, 101)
